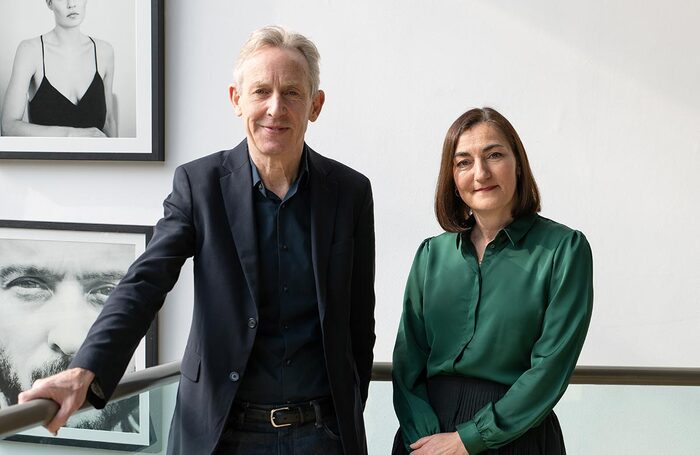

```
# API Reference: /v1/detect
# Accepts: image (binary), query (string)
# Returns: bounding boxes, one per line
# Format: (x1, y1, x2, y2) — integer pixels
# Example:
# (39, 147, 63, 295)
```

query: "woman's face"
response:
(47, 0, 87, 28)
(453, 122, 519, 220)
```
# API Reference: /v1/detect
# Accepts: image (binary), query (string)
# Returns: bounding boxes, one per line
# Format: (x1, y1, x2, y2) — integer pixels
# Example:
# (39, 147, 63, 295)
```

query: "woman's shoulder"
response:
(11, 37, 43, 71)
(416, 231, 460, 254)
(92, 38, 114, 58)
(529, 215, 589, 248)
(15, 36, 43, 55)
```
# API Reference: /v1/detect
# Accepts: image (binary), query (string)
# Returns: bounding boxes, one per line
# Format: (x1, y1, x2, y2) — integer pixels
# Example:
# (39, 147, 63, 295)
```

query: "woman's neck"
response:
(49, 26, 85, 47)
(471, 211, 513, 244)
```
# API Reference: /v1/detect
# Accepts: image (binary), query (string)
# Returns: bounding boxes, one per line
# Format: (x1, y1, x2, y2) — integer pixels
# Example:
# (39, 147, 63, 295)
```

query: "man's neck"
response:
(249, 147, 303, 200)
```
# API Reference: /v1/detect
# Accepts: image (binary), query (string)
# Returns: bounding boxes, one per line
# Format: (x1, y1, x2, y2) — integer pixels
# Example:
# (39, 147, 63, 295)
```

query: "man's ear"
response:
(309, 90, 325, 122)
(229, 84, 242, 117)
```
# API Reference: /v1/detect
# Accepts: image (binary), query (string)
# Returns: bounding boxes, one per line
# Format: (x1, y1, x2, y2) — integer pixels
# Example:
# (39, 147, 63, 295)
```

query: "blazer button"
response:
(229, 371, 240, 382)
(247, 318, 257, 329)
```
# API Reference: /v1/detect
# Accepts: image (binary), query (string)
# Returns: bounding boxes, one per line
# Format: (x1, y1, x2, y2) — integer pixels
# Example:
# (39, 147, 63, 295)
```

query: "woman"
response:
(1, 0, 116, 137)
(392, 107, 593, 454)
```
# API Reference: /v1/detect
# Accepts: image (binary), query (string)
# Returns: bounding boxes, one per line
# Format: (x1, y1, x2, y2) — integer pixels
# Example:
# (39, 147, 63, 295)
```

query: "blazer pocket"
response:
(331, 238, 354, 256)
(181, 348, 201, 383)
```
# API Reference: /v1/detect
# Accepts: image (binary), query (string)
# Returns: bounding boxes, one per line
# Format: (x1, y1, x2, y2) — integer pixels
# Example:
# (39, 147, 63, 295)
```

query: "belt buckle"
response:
(270, 407, 292, 428)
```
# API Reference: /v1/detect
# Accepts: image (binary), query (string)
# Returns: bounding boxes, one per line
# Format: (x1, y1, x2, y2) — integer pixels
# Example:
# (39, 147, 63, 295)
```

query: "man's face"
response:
(229, 46, 324, 160)
(0, 239, 132, 401)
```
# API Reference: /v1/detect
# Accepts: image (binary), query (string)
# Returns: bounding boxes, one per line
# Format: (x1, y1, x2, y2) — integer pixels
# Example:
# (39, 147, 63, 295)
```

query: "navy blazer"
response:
(71, 140, 376, 455)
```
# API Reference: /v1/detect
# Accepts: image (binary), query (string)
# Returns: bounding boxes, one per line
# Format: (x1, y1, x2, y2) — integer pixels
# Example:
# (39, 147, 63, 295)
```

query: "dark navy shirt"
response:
(236, 149, 330, 404)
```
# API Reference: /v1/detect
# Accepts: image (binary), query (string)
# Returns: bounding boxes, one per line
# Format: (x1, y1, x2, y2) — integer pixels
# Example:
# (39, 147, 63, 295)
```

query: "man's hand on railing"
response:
(17, 367, 95, 436)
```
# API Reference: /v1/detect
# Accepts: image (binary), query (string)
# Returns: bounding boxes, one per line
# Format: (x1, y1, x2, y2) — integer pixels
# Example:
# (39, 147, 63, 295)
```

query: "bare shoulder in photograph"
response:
(0, 0, 116, 138)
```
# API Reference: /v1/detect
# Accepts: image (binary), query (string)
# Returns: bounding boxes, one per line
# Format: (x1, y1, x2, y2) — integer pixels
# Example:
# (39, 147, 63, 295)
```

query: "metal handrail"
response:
(2, 361, 700, 440)
(371, 362, 700, 385)
(0, 361, 180, 439)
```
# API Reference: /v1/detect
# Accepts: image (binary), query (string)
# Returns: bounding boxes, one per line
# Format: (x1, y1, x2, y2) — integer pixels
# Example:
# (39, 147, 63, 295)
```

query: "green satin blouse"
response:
(392, 214, 593, 454)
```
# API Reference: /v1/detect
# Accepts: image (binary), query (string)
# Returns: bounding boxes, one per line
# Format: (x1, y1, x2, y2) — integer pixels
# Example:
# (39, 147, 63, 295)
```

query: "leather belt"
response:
(231, 398, 334, 428)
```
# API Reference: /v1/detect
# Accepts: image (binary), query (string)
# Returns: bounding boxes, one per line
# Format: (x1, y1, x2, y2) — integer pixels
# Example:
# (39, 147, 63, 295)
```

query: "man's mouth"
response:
(31, 355, 72, 383)
(261, 126, 288, 133)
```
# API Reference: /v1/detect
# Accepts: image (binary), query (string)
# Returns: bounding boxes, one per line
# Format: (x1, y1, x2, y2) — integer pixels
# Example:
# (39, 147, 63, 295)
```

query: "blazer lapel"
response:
(308, 147, 338, 324)
(220, 141, 260, 308)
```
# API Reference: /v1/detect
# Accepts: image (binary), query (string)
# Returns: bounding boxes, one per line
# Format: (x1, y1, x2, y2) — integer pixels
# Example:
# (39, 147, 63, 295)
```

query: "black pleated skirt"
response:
(392, 375, 566, 454)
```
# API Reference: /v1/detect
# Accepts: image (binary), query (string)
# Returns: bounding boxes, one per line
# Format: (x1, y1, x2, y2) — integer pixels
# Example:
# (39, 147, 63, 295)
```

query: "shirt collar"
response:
(249, 145, 310, 193)
(456, 213, 538, 248)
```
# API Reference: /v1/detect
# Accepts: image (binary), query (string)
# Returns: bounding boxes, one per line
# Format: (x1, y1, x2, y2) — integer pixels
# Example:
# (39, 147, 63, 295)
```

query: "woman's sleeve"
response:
(456, 231, 594, 454)
(392, 239, 441, 451)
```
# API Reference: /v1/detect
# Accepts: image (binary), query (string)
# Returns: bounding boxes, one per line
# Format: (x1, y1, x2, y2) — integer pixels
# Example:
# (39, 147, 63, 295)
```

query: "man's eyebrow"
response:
(0, 265, 62, 282)
(80, 271, 126, 281)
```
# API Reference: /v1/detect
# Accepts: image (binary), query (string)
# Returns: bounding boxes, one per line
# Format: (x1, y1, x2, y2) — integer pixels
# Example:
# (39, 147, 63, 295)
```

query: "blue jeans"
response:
(214, 418, 344, 455)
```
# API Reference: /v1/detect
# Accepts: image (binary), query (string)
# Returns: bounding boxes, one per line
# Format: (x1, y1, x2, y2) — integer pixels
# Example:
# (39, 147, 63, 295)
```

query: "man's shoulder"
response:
(178, 141, 247, 175)
(308, 148, 370, 187)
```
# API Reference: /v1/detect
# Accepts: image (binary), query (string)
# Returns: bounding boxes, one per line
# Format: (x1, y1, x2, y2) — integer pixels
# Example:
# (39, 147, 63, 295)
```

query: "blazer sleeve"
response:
(70, 165, 196, 407)
(350, 179, 376, 406)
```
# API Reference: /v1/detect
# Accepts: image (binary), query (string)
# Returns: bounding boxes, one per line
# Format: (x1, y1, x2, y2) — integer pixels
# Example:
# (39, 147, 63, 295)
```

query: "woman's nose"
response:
(473, 159, 490, 180)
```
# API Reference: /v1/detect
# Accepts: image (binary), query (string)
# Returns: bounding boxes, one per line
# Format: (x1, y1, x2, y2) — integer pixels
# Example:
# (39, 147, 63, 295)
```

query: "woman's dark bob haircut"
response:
(435, 107, 541, 232)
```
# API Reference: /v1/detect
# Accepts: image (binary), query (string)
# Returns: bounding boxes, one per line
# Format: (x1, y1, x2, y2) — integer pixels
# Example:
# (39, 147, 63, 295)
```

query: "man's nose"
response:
(266, 92, 286, 117)
(46, 283, 95, 356)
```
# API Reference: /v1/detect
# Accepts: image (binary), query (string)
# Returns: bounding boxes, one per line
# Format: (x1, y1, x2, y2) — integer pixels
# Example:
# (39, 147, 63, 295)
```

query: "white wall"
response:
(1, 0, 699, 373)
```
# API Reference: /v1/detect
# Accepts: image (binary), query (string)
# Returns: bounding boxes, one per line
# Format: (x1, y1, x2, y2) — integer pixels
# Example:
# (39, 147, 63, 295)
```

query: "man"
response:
(0, 239, 139, 432)
(19, 26, 376, 455)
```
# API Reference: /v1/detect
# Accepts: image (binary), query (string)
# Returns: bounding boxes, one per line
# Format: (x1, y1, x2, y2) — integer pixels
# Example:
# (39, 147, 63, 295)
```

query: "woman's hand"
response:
(410, 432, 469, 454)
(67, 127, 107, 137)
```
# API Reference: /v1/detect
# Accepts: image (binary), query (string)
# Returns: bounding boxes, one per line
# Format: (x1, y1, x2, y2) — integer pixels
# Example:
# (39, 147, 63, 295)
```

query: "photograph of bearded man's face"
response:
(0, 238, 139, 432)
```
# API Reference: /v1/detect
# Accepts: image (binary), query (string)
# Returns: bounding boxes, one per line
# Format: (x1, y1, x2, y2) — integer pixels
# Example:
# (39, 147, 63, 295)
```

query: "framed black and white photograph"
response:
(0, 0, 164, 161)
(0, 219, 156, 450)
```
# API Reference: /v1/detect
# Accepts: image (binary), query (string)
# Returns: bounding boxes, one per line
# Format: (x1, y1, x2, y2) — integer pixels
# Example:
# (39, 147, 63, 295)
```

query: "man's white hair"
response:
(233, 25, 321, 95)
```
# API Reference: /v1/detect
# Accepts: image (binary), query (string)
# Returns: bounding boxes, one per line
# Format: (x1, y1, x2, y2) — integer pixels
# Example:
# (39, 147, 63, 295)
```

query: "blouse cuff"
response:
(456, 420, 487, 454)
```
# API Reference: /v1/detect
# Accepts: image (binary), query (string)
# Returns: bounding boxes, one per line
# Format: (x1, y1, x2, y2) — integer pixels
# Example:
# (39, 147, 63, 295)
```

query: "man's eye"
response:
(7, 277, 50, 290)
(87, 283, 117, 305)
(5, 277, 52, 301)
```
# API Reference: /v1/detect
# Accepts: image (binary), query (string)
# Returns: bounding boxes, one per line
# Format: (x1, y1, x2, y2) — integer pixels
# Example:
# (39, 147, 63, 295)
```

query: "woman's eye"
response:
(455, 160, 472, 168)
(488, 152, 503, 159)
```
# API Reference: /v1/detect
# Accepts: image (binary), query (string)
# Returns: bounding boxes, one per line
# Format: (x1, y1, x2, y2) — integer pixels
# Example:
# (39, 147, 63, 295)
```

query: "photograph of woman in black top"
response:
(0, 0, 116, 137)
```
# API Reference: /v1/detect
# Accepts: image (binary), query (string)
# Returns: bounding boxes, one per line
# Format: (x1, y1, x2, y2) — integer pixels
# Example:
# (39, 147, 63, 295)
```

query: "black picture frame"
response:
(0, 219, 158, 451)
(0, 0, 164, 161)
